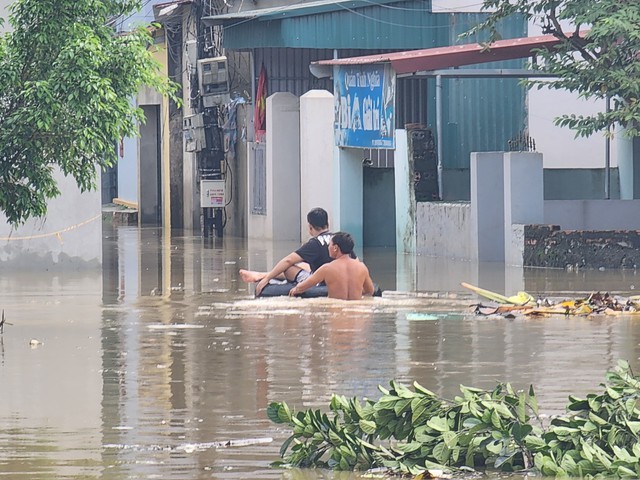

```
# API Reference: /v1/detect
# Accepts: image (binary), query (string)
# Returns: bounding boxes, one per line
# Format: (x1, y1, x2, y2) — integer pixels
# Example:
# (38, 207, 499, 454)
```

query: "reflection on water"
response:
(0, 225, 639, 478)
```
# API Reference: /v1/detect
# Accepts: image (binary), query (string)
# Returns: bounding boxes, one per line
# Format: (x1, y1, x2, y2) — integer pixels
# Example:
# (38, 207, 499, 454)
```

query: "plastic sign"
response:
(334, 64, 396, 149)
(200, 180, 225, 208)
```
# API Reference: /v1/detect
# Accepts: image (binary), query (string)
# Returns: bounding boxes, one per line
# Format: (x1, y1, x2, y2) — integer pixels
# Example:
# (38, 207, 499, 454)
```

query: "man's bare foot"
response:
(239, 269, 265, 283)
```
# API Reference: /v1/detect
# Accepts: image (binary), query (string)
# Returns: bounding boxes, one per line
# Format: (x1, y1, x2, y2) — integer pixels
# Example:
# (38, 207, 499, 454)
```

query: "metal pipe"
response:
(435, 74, 443, 200)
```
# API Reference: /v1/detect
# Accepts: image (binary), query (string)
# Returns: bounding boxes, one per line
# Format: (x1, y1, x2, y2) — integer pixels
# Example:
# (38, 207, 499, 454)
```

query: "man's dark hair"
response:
(331, 232, 355, 255)
(307, 208, 328, 229)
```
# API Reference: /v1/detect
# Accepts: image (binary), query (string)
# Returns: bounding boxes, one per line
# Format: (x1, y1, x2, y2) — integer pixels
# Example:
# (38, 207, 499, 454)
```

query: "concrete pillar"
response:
(470, 152, 504, 262)
(394, 129, 416, 254)
(300, 90, 336, 238)
(503, 151, 544, 266)
(181, 12, 199, 232)
(618, 127, 640, 200)
(618, 129, 633, 199)
(249, 92, 300, 241)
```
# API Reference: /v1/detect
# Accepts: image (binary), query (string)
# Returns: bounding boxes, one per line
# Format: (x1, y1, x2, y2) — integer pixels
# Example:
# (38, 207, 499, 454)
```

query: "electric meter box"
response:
(200, 180, 225, 208)
(183, 113, 206, 152)
(198, 56, 230, 107)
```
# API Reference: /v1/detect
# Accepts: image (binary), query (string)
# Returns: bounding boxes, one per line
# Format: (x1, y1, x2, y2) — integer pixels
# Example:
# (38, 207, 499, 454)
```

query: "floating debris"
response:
(0, 310, 12, 334)
(464, 282, 640, 317)
(406, 313, 439, 321)
(104, 437, 273, 452)
(147, 324, 204, 330)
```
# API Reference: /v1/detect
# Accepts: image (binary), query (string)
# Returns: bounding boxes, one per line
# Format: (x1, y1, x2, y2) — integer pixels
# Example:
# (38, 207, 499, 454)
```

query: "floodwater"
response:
(2, 225, 640, 479)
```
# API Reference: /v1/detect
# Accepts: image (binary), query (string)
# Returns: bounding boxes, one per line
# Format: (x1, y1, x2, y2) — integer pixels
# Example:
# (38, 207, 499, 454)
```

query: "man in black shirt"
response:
(239, 208, 332, 296)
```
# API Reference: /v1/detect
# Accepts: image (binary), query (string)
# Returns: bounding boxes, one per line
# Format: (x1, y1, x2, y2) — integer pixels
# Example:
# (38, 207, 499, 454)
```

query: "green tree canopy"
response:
(0, 0, 177, 225)
(468, 0, 640, 139)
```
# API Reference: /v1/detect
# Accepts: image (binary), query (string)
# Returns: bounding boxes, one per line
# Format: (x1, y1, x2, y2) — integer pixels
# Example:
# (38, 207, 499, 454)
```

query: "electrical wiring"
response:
(335, 4, 457, 28)
(357, 0, 432, 11)
(223, 157, 233, 208)
(220, 0, 310, 31)
(431, 1, 485, 12)
(114, 0, 157, 29)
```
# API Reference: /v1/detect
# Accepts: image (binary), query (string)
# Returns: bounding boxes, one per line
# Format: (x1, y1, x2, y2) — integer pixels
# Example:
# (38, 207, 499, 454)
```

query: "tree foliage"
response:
(269, 360, 640, 478)
(467, 0, 640, 139)
(0, 0, 178, 225)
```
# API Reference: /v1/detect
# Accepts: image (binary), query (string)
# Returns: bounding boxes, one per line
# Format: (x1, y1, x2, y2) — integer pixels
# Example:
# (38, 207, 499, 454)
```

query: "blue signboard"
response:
(334, 64, 396, 149)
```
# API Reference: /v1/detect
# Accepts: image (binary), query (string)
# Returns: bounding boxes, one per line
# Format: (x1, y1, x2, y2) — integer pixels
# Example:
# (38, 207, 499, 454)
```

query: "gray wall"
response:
(442, 167, 621, 201)
(363, 167, 396, 248)
(139, 105, 161, 225)
(544, 199, 640, 230)
(544, 168, 620, 200)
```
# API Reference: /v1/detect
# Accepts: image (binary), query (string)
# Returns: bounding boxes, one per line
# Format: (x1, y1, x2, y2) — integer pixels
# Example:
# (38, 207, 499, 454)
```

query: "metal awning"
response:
(311, 32, 587, 199)
(202, 0, 403, 26)
(311, 33, 573, 77)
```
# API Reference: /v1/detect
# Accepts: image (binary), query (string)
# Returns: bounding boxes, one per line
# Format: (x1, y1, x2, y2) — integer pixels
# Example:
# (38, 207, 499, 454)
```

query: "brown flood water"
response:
(1, 225, 640, 479)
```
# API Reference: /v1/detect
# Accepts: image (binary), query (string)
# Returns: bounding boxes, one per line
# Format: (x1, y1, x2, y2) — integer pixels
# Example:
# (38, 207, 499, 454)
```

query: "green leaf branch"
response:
(269, 360, 640, 478)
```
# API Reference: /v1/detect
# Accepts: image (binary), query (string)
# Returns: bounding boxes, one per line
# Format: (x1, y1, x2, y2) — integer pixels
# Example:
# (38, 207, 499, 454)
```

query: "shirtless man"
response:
(289, 232, 375, 300)
(239, 208, 333, 296)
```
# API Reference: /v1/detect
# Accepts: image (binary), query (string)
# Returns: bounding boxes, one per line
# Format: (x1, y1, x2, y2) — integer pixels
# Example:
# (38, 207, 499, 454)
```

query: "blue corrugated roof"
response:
(203, 0, 407, 24)
(216, 2, 522, 51)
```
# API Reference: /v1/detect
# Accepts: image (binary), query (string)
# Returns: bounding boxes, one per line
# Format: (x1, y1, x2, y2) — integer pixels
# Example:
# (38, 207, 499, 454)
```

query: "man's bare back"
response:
(289, 232, 375, 300)
(318, 256, 374, 300)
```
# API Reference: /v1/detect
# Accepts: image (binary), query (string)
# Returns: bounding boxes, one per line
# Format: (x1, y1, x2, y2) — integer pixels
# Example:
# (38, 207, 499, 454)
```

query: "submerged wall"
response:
(524, 225, 640, 269)
(0, 168, 102, 269)
(416, 202, 471, 259)
(415, 150, 640, 269)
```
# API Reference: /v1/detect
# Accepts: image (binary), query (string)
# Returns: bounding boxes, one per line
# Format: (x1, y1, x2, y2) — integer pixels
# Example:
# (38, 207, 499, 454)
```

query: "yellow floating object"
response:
(507, 291, 535, 306)
(573, 304, 593, 315)
(461, 282, 534, 306)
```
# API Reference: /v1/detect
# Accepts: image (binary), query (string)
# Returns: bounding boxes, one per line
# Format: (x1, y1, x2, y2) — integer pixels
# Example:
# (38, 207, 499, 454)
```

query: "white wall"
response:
(300, 90, 335, 238)
(394, 129, 416, 254)
(0, 168, 102, 269)
(416, 201, 472, 259)
(529, 84, 610, 169)
(471, 152, 504, 262)
(247, 92, 301, 241)
(527, 21, 612, 170)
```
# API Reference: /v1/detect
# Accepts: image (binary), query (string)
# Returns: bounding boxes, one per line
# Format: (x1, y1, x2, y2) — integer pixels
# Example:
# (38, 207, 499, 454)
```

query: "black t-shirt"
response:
(295, 231, 332, 272)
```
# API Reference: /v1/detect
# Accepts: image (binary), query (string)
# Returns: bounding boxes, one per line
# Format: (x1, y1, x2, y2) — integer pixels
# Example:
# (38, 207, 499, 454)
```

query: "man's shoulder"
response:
(302, 232, 332, 248)
(315, 232, 332, 246)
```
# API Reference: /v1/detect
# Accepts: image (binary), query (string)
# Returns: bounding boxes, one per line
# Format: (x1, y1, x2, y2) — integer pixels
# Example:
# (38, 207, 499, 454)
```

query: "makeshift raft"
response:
(259, 282, 328, 298)
(258, 282, 383, 298)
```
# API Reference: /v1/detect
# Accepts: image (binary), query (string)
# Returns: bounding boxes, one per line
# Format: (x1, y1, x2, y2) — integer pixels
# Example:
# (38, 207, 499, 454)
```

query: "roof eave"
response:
(312, 33, 586, 75)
